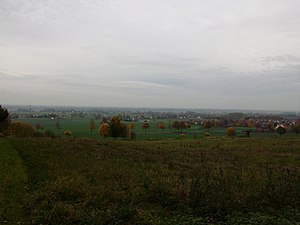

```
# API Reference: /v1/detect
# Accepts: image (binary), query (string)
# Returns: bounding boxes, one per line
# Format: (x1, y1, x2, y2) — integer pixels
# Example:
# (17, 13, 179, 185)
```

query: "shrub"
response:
(10, 121, 35, 137)
(44, 129, 57, 138)
(33, 131, 44, 137)
(0, 105, 10, 134)
(129, 130, 136, 140)
(275, 125, 286, 136)
(64, 131, 72, 137)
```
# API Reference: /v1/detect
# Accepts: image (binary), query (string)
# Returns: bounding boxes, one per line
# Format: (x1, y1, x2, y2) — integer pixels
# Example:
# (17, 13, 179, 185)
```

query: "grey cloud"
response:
(259, 55, 300, 63)
(107, 54, 202, 69)
(0, 71, 35, 81)
(1, 0, 300, 111)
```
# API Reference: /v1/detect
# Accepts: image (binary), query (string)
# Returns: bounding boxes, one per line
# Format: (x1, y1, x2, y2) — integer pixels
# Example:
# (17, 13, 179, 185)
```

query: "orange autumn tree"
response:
(128, 123, 136, 130)
(247, 119, 256, 128)
(227, 127, 235, 138)
(159, 122, 165, 130)
(99, 123, 110, 139)
(128, 123, 136, 140)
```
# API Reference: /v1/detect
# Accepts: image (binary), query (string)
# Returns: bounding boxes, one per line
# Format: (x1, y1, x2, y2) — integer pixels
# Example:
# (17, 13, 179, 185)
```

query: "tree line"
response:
(1, 105, 300, 139)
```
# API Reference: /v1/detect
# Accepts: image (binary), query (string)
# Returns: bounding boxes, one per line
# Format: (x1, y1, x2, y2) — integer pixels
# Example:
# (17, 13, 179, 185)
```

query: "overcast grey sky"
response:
(1, 0, 300, 111)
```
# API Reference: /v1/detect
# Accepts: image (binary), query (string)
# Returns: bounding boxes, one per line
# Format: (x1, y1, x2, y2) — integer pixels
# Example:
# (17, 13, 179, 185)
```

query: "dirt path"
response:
(0, 139, 28, 225)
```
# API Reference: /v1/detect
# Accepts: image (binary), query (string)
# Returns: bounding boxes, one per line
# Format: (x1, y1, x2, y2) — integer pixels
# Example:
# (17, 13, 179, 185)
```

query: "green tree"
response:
(292, 121, 300, 135)
(129, 130, 136, 140)
(89, 119, 96, 133)
(110, 116, 126, 139)
(187, 123, 191, 131)
(56, 120, 61, 132)
(275, 125, 286, 137)
(268, 122, 275, 132)
(179, 121, 187, 133)
(0, 105, 9, 133)
(173, 121, 180, 132)
(203, 120, 212, 132)
(120, 123, 129, 138)
(173, 121, 186, 133)
(168, 120, 173, 132)
(142, 122, 150, 132)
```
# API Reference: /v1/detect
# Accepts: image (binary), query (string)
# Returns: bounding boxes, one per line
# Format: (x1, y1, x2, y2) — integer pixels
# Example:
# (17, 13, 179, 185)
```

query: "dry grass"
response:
(8, 137, 300, 224)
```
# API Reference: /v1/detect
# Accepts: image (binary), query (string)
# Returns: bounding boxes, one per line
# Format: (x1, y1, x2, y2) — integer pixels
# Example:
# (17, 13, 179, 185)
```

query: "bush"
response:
(44, 129, 57, 138)
(64, 131, 72, 137)
(0, 105, 10, 134)
(33, 131, 44, 137)
(10, 121, 35, 137)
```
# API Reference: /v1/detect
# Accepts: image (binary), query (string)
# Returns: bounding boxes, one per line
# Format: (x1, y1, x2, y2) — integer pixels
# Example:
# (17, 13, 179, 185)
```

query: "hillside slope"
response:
(7, 137, 300, 224)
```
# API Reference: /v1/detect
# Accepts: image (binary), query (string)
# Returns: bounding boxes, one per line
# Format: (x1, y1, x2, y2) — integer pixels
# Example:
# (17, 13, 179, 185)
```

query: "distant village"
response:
(8, 105, 300, 134)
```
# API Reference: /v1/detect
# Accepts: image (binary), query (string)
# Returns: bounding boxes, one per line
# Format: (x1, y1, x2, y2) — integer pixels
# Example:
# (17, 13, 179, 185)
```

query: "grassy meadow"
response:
(1, 136, 299, 224)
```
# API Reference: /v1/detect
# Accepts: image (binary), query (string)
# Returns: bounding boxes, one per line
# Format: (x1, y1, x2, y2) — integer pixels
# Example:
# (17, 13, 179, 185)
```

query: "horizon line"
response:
(2, 103, 300, 114)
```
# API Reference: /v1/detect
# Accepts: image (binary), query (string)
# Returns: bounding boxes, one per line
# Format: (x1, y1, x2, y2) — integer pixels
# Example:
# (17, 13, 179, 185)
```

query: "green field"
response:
(1, 136, 299, 224)
(15, 117, 294, 140)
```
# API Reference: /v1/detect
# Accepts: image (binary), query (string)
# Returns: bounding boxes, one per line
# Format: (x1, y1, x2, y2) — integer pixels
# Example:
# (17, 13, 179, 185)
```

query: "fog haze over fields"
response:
(1, 0, 300, 111)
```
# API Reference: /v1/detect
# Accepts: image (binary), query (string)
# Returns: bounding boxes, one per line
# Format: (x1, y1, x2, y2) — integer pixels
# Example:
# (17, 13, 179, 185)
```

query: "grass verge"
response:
(0, 138, 28, 224)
